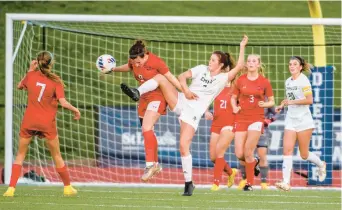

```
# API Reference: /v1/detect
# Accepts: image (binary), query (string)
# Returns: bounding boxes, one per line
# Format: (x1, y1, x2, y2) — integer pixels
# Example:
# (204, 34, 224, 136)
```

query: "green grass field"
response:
(0, 1, 341, 162)
(0, 186, 340, 210)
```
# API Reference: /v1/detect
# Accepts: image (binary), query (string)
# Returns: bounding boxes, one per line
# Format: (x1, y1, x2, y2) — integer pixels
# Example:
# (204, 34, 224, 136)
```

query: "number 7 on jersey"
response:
(36, 82, 46, 102)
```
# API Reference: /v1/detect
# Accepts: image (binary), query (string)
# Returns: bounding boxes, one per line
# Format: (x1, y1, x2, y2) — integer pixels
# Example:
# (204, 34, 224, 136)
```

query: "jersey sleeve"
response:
(264, 79, 274, 97)
(156, 57, 169, 74)
(55, 83, 65, 100)
(301, 76, 312, 96)
(20, 74, 29, 89)
(190, 65, 207, 79)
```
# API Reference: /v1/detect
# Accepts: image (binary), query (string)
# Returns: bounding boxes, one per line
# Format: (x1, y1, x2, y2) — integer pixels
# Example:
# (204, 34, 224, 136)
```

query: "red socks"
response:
(56, 165, 71, 186)
(9, 164, 22, 187)
(224, 161, 233, 176)
(143, 130, 158, 163)
(213, 158, 233, 186)
(246, 160, 256, 185)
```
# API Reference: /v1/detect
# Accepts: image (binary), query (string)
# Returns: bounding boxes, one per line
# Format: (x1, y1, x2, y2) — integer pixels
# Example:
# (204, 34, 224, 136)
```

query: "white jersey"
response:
(187, 65, 229, 115)
(285, 73, 312, 118)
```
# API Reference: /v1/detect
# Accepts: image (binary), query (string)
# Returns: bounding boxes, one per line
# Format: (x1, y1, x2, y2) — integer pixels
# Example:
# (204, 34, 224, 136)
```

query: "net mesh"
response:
(11, 20, 341, 186)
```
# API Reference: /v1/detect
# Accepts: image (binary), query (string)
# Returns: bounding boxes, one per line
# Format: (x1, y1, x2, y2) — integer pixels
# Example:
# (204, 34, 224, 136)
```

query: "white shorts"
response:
(284, 113, 315, 132)
(172, 93, 202, 131)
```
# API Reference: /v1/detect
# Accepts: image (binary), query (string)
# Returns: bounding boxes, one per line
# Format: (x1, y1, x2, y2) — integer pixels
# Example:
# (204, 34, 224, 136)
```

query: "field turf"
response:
(0, 186, 341, 210)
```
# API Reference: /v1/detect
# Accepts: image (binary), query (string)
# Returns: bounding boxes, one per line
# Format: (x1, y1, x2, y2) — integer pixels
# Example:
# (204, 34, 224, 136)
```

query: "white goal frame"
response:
(5, 13, 342, 186)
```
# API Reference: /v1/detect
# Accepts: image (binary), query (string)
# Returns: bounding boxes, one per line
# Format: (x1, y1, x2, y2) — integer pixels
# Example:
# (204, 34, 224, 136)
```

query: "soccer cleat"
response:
(318, 161, 327, 182)
(227, 168, 237, 188)
(238, 179, 247, 190)
(275, 181, 291, 191)
(254, 157, 260, 176)
(3, 187, 15, 197)
(120, 83, 140, 102)
(260, 182, 269, 190)
(64, 185, 77, 196)
(182, 181, 195, 196)
(141, 163, 162, 182)
(243, 183, 253, 191)
(210, 184, 220, 191)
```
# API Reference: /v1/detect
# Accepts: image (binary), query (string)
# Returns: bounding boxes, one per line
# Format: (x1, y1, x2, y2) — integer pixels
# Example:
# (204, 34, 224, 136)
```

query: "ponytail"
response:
(37, 51, 65, 86)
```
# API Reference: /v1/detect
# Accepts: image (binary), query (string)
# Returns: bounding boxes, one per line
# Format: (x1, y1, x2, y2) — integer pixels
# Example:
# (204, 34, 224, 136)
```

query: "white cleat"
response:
(318, 161, 327, 182)
(275, 181, 291, 191)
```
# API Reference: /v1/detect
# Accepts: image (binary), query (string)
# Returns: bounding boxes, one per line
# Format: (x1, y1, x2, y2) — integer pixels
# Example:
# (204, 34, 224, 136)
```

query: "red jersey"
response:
(233, 74, 273, 121)
(129, 52, 169, 100)
(212, 86, 235, 127)
(20, 71, 65, 131)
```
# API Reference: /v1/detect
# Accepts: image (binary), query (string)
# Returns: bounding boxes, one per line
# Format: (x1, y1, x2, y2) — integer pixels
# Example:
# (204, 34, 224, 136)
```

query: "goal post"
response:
(5, 14, 341, 188)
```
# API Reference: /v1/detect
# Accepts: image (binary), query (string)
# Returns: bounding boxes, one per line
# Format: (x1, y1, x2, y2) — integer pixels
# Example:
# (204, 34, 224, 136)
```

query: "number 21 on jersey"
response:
(220, 100, 227, 109)
(36, 82, 46, 102)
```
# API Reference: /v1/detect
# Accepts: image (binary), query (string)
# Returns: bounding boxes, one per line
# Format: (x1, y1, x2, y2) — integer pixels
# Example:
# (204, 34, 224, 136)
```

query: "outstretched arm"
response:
(101, 64, 131, 74)
(164, 71, 182, 92)
(228, 35, 248, 81)
(59, 98, 81, 120)
(178, 70, 198, 100)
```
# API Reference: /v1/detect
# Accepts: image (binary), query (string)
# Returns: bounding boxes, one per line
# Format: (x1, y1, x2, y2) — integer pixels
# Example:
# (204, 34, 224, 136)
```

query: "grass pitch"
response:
(0, 186, 340, 210)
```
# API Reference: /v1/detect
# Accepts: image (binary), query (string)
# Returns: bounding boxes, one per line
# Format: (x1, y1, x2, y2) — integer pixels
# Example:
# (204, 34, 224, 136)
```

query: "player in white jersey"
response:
(275, 56, 326, 191)
(120, 35, 248, 196)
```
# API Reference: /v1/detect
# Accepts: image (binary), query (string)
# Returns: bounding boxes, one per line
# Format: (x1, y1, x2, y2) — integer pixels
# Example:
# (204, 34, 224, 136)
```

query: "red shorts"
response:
(19, 127, 57, 140)
(210, 125, 234, 134)
(138, 95, 167, 118)
(233, 120, 264, 133)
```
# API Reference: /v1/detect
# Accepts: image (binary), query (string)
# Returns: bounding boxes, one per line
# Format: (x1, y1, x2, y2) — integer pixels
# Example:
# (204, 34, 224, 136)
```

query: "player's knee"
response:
(153, 74, 165, 82)
(259, 157, 268, 166)
(283, 148, 293, 156)
(235, 150, 244, 161)
(300, 151, 309, 160)
(179, 142, 190, 156)
(141, 125, 153, 133)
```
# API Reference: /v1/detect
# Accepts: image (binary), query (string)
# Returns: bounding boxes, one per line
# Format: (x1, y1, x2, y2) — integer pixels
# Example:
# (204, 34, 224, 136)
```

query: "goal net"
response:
(6, 15, 341, 188)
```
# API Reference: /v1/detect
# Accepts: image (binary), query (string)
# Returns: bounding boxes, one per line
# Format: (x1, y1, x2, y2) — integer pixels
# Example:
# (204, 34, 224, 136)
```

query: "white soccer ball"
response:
(96, 54, 116, 73)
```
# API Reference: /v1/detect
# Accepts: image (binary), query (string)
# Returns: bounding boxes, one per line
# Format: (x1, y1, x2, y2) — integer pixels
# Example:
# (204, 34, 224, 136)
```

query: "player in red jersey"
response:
(3, 51, 80, 197)
(231, 54, 274, 191)
(103, 40, 181, 182)
(205, 80, 237, 191)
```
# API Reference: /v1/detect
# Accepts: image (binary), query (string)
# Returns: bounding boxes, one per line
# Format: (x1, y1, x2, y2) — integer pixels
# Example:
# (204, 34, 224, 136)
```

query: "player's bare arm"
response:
(228, 35, 248, 81)
(59, 98, 81, 120)
(230, 94, 241, 113)
(163, 71, 182, 92)
(178, 70, 198, 100)
(106, 63, 131, 74)
(258, 96, 275, 108)
(204, 108, 213, 120)
(17, 60, 38, 89)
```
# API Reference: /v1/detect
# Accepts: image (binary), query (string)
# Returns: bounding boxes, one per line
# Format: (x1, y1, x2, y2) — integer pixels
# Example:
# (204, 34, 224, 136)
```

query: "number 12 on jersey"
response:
(36, 82, 46, 102)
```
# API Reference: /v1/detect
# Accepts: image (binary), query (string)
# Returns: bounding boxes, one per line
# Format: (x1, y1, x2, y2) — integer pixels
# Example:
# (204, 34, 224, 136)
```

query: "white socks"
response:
(138, 79, 158, 95)
(146, 162, 154, 167)
(282, 155, 293, 184)
(181, 154, 192, 182)
(306, 152, 324, 168)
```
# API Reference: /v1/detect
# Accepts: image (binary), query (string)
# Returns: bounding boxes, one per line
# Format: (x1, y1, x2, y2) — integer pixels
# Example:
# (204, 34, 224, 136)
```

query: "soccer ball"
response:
(96, 54, 116, 73)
